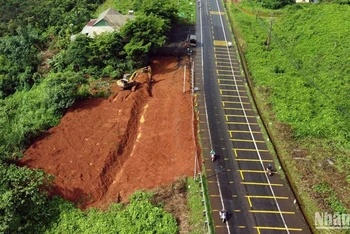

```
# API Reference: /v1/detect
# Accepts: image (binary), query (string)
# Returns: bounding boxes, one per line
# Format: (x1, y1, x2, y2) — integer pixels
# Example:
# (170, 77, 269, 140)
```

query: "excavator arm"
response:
(117, 66, 152, 90)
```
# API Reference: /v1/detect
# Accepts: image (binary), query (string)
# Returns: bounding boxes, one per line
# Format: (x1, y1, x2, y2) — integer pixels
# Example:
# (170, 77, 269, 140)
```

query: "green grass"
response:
(225, 1, 350, 232)
(187, 177, 208, 234)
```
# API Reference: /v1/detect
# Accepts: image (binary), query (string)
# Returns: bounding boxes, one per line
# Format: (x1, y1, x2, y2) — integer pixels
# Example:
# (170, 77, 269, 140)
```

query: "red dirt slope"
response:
(19, 57, 196, 209)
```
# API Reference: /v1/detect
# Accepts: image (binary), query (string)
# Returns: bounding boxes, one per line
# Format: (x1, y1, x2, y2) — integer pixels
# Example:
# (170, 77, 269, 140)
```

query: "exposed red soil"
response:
(19, 57, 197, 209)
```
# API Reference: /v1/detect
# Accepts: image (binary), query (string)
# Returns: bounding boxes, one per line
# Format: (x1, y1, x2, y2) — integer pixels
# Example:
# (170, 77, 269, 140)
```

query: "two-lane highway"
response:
(194, 0, 312, 233)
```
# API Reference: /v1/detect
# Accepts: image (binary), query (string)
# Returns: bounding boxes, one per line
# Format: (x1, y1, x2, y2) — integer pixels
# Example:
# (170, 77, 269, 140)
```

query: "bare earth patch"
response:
(19, 57, 196, 210)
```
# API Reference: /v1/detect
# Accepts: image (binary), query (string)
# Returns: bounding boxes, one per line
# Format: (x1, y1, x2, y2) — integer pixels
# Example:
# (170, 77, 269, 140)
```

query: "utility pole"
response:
(266, 13, 274, 51)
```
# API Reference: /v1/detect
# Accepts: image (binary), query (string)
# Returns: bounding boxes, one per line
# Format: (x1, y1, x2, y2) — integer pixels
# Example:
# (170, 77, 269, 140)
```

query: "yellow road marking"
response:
(229, 130, 260, 133)
(230, 139, 265, 143)
(238, 169, 267, 173)
(232, 195, 238, 198)
(247, 196, 252, 207)
(225, 115, 254, 121)
(249, 210, 295, 214)
(235, 158, 273, 162)
(238, 226, 246, 228)
(213, 40, 228, 46)
(234, 148, 237, 157)
(240, 171, 244, 180)
(218, 79, 244, 85)
(222, 101, 250, 105)
(221, 94, 249, 98)
(216, 65, 240, 69)
(233, 148, 269, 152)
(210, 11, 225, 15)
(229, 181, 234, 184)
(208, 181, 216, 183)
(254, 226, 302, 231)
(241, 182, 283, 186)
(218, 84, 245, 88)
(226, 122, 258, 125)
(216, 60, 240, 65)
(245, 195, 289, 199)
(223, 107, 253, 111)
(217, 69, 239, 73)
(210, 194, 221, 197)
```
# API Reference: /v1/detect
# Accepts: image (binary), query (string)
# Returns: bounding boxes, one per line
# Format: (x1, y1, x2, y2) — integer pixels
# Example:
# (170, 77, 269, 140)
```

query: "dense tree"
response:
(121, 14, 169, 65)
(133, 0, 178, 24)
(0, 25, 42, 97)
(0, 163, 53, 233)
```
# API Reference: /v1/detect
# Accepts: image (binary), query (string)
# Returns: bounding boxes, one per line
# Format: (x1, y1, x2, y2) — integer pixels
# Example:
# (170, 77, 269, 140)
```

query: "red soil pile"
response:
(19, 57, 196, 209)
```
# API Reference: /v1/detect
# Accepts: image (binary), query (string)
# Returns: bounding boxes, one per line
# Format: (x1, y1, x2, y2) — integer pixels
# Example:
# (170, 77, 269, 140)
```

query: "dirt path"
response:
(19, 57, 196, 209)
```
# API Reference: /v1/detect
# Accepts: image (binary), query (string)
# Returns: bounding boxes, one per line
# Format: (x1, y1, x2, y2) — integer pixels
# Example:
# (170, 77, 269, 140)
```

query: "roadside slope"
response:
(19, 57, 196, 209)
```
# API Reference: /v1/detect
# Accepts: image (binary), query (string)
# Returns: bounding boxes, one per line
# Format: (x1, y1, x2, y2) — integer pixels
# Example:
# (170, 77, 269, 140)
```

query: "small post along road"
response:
(193, 0, 313, 233)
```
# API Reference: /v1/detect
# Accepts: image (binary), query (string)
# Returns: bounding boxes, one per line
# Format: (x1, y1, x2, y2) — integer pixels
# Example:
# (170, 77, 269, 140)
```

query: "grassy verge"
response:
(225, 2, 349, 233)
(187, 177, 210, 234)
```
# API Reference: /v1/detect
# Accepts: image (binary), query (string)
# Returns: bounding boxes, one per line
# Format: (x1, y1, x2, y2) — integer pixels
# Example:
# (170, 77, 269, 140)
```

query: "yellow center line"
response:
(241, 182, 283, 186)
(254, 226, 302, 231)
(249, 210, 295, 214)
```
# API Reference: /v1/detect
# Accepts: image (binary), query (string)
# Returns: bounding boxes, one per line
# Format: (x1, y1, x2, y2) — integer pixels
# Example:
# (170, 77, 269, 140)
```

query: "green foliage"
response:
(44, 72, 85, 112)
(121, 14, 169, 65)
(44, 191, 178, 234)
(312, 183, 347, 213)
(231, 3, 350, 148)
(187, 178, 207, 234)
(256, 0, 295, 9)
(0, 163, 54, 233)
(0, 25, 42, 97)
(0, 71, 85, 161)
(134, 0, 178, 23)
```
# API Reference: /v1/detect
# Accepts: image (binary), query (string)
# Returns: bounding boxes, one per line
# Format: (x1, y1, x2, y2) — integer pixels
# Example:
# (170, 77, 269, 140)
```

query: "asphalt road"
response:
(193, 0, 313, 233)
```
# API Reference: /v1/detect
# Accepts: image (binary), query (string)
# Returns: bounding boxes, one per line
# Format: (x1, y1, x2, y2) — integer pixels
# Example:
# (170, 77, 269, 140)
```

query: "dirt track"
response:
(19, 57, 196, 209)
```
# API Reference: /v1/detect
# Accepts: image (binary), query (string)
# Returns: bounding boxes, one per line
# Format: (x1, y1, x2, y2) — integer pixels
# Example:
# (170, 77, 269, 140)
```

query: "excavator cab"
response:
(117, 66, 152, 91)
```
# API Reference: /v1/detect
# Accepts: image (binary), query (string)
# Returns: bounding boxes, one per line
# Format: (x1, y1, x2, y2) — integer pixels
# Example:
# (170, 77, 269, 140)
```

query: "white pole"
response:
(183, 65, 186, 93)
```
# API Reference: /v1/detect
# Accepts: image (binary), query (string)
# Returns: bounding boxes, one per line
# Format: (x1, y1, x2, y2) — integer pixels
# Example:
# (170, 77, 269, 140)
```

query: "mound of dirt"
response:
(19, 57, 197, 209)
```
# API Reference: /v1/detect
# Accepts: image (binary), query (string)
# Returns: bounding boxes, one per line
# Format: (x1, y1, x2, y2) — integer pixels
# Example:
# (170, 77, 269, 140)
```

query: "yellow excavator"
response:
(117, 66, 152, 91)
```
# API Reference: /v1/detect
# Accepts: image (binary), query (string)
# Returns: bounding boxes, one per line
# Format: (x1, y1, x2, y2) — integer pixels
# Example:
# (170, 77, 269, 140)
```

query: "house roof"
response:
(80, 8, 135, 38)
(93, 8, 135, 29)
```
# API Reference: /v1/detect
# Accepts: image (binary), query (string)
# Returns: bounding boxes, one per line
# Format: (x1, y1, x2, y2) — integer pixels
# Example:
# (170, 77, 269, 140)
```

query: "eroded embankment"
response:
(19, 75, 151, 208)
(19, 57, 196, 209)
